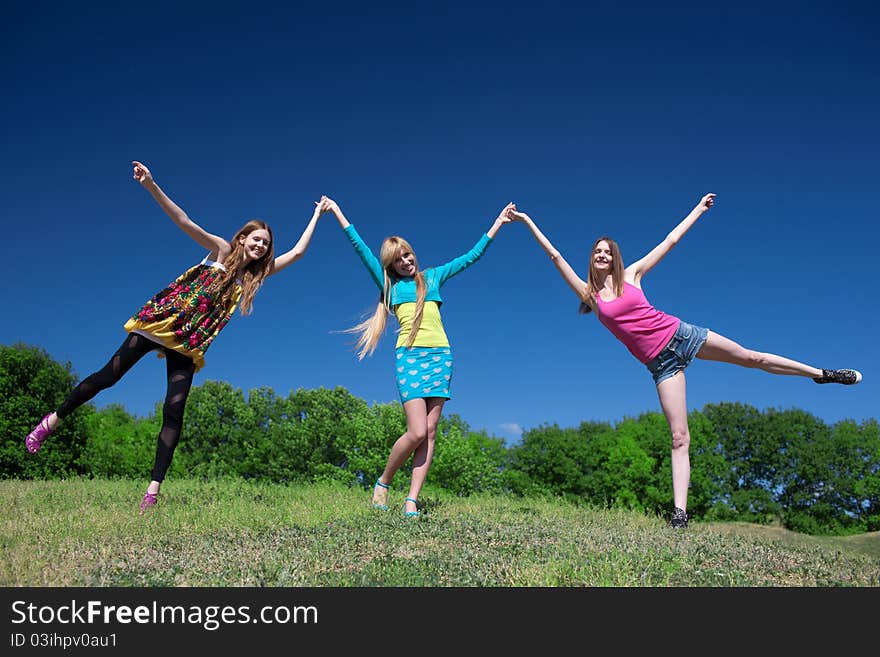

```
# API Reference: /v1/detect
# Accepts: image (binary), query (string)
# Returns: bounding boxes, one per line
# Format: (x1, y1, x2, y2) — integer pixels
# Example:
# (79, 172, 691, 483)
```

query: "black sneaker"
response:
(813, 368, 862, 385)
(670, 507, 688, 529)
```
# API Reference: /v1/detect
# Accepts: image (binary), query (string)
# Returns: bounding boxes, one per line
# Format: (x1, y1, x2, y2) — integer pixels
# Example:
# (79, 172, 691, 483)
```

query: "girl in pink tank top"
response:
(508, 193, 862, 530)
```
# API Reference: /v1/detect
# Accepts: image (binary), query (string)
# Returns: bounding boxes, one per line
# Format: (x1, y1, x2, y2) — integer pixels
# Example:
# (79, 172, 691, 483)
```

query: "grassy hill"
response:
(2, 478, 877, 587)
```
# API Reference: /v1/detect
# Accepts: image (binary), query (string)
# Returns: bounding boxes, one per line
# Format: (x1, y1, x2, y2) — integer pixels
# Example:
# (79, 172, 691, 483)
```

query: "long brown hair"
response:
(220, 220, 275, 316)
(348, 235, 426, 360)
(579, 236, 625, 315)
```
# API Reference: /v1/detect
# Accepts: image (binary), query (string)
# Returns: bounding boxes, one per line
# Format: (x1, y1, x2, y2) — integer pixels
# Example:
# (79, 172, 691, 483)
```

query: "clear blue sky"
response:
(3, 1, 876, 444)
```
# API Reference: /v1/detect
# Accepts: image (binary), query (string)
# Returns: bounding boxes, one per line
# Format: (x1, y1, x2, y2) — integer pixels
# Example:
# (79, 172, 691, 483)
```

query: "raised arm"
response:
(321, 196, 384, 290)
(267, 198, 325, 277)
(432, 202, 514, 285)
(486, 202, 515, 238)
(626, 193, 716, 283)
(133, 161, 230, 259)
(321, 195, 351, 230)
(507, 205, 589, 302)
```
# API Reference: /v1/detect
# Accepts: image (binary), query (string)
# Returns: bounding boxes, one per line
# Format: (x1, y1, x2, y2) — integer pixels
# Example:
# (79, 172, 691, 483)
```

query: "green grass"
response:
(2, 478, 878, 587)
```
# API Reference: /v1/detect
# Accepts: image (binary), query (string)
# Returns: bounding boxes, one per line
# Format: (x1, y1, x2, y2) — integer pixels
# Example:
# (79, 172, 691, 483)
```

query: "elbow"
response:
(548, 250, 561, 262)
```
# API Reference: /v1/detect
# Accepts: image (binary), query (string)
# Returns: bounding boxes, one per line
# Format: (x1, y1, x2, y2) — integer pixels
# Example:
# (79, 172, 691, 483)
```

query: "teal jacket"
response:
(344, 224, 493, 306)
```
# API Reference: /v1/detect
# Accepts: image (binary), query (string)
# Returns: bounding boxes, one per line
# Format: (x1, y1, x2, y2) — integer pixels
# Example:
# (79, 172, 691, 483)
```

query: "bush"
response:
(0, 343, 89, 478)
(82, 404, 159, 479)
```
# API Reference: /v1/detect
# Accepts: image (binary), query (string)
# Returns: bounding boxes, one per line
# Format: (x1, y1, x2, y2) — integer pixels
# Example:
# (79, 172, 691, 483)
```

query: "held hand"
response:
(505, 204, 530, 222)
(312, 196, 327, 217)
(132, 161, 153, 186)
(319, 195, 340, 215)
(496, 202, 516, 224)
(698, 193, 716, 211)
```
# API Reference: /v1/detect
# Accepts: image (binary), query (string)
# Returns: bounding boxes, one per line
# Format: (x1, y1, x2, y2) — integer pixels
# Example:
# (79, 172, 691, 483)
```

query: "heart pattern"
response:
(394, 346, 453, 402)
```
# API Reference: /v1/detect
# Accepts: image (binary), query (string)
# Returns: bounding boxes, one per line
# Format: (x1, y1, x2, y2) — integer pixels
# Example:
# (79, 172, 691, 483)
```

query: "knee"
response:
(670, 428, 690, 450)
(82, 370, 112, 391)
(744, 350, 770, 369)
(161, 402, 185, 427)
(408, 426, 428, 443)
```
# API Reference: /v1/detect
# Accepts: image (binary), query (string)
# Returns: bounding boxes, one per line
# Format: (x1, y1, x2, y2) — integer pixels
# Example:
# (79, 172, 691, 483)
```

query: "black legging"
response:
(57, 332, 196, 482)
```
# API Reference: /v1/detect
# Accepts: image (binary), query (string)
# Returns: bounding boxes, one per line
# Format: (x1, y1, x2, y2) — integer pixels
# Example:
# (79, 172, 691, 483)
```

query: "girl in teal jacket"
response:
(320, 196, 513, 517)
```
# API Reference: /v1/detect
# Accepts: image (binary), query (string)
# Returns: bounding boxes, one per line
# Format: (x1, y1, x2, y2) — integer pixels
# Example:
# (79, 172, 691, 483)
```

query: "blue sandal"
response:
(403, 497, 420, 518)
(372, 479, 390, 511)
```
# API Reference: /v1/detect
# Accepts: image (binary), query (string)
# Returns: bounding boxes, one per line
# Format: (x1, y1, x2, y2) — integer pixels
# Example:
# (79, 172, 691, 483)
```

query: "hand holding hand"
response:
(496, 202, 516, 224)
(132, 161, 153, 186)
(505, 204, 529, 222)
(318, 195, 340, 215)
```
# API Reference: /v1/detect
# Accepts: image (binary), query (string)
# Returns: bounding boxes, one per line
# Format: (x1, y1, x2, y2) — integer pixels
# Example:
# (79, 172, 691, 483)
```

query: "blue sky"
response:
(3, 1, 877, 444)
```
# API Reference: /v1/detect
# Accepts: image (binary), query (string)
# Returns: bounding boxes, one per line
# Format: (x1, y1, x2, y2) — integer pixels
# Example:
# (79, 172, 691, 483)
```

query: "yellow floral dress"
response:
(123, 257, 242, 372)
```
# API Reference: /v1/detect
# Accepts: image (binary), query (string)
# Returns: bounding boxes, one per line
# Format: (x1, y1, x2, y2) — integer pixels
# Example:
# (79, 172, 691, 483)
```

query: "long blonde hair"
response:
(579, 236, 625, 315)
(220, 220, 275, 316)
(349, 236, 426, 360)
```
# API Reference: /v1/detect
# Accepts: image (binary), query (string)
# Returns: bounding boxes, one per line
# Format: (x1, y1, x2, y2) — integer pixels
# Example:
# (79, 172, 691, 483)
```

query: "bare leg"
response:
(655, 371, 691, 512)
(406, 398, 445, 514)
(371, 398, 429, 508)
(696, 330, 822, 377)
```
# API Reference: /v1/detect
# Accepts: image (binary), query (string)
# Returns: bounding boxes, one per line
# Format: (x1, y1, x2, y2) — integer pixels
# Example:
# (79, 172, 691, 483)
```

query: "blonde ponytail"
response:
(349, 296, 390, 360)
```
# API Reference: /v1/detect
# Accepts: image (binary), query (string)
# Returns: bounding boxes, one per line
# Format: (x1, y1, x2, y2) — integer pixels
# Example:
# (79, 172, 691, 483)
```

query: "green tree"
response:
(702, 402, 784, 523)
(82, 403, 159, 479)
(686, 408, 737, 521)
(843, 419, 880, 531)
(779, 412, 880, 535)
(0, 343, 89, 478)
(244, 386, 364, 484)
(174, 380, 254, 478)
(430, 414, 507, 495)
(506, 421, 612, 502)
(599, 414, 662, 512)
(338, 400, 406, 487)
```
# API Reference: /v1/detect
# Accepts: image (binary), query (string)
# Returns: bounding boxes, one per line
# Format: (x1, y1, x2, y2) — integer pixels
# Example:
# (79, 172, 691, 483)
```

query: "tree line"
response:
(2, 343, 878, 535)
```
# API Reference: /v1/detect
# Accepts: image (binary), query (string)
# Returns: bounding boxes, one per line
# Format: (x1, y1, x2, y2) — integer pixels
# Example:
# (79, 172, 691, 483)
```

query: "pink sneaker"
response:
(139, 492, 159, 514)
(25, 414, 54, 453)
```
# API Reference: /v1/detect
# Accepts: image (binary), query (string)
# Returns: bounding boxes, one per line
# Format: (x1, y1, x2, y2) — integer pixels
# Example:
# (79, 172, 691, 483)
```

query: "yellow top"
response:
(394, 301, 449, 348)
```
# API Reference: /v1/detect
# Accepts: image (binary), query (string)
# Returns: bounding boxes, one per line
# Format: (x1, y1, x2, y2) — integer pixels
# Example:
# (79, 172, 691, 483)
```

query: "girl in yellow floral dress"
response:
(25, 161, 327, 512)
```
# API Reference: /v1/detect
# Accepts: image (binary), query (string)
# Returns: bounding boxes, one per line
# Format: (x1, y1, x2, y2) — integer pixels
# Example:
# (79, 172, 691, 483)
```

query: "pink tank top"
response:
(594, 282, 680, 363)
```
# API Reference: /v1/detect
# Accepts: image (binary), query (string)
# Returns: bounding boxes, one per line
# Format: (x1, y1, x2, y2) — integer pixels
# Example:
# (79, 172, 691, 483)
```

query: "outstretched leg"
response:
(59, 334, 158, 419)
(696, 330, 860, 384)
(655, 371, 691, 522)
(698, 331, 816, 376)
(27, 333, 156, 453)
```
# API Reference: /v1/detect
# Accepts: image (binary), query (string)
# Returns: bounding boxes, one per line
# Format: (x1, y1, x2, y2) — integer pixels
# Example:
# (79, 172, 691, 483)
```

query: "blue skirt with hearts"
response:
(394, 346, 454, 403)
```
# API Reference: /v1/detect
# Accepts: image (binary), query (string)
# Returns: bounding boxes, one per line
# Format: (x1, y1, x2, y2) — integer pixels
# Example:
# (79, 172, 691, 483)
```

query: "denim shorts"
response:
(644, 320, 709, 385)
